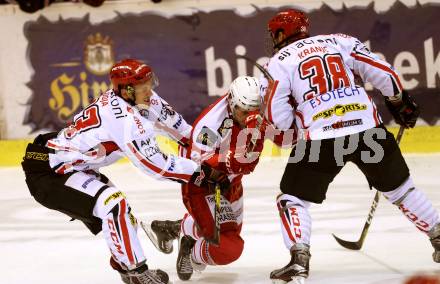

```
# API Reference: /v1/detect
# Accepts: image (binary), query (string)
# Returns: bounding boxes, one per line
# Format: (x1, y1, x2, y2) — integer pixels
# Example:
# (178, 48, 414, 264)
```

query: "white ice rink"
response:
(2, 155, 439, 284)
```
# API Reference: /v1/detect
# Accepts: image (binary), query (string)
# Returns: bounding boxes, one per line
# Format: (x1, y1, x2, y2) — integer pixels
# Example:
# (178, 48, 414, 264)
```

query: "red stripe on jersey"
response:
(102, 141, 120, 155)
(296, 111, 306, 128)
(55, 164, 70, 174)
(186, 95, 227, 159)
(368, 96, 380, 126)
(119, 199, 135, 265)
(351, 53, 403, 91)
(266, 80, 280, 124)
(277, 202, 297, 244)
(46, 141, 79, 152)
(127, 143, 191, 182)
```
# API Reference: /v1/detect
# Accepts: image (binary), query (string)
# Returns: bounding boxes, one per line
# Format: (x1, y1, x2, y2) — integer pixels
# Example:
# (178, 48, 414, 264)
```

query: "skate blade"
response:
(272, 276, 306, 284)
(140, 220, 171, 254)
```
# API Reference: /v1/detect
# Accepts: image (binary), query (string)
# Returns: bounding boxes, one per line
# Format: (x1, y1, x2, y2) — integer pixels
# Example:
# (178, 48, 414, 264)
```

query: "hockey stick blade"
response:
(332, 126, 404, 250)
(332, 191, 380, 250)
(332, 233, 363, 250)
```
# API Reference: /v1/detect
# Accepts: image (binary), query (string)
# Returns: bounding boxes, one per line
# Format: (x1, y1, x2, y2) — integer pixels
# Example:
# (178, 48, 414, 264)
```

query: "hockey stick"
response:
(204, 182, 222, 246)
(212, 183, 221, 245)
(332, 125, 405, 250)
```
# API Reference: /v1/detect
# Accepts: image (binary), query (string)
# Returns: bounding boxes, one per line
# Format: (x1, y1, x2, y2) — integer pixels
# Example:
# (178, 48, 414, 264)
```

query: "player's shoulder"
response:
(149, 91, 163, 107)
(93, 90, 137, 125)
(328, 33, 362, 45)
(193, 97, 228, 135)
(194, 95, 227, 125)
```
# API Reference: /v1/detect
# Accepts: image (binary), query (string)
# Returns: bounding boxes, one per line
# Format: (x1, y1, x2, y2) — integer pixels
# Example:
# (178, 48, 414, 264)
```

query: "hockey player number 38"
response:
(65, 104, 101, 139)
(299, 53, 351, 100)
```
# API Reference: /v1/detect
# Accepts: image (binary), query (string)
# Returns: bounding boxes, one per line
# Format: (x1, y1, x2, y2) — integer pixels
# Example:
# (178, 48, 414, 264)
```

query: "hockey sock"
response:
(191, 238, 215, 265)
(181, 213, 203, 240)
(383, 177, 440, 233)
(94, 187, 146, 269)
(276, 193, 312, 250)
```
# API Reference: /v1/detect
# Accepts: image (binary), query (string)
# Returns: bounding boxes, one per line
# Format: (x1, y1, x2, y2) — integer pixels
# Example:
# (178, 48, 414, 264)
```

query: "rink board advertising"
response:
(24, 3, 440, 132)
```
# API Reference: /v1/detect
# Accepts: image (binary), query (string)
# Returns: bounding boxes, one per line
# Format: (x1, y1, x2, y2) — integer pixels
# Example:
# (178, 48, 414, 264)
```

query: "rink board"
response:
(1, 125, 440, 167)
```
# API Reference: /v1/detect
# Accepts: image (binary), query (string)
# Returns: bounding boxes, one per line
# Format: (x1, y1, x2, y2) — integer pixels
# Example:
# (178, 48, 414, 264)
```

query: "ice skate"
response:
(270, 244, 311, 284)
(429, 223, 440, 262)
(176, 235, 196, 280)
(110, 256, 131, 284)
(141, 219, 181, 254)
(127, 264, 169, 284)
(110, 257, 169, 284)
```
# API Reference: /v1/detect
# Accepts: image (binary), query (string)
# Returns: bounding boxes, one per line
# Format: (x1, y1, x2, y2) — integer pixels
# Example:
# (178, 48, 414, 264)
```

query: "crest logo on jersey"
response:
(84, 33, 115, 76)
(312, 103, 367, 121)
(197, 126, 218, 147)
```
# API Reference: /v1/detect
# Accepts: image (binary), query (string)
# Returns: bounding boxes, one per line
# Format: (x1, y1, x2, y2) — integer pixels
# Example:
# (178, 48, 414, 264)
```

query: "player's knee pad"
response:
(208, 231, 244, 265)
(276, 193, 310, 210)
(276, 193, 312, 248)
(93, 187, 127, 219)
(382, 177, 415, 205)
(100, 196, 143, 269)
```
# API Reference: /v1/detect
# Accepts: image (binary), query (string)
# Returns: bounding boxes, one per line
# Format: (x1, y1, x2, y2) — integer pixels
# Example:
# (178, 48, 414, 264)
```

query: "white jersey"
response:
(142, 91, 192, 146)
(263, 33, 403, 140)
(46, 89, 197, 183)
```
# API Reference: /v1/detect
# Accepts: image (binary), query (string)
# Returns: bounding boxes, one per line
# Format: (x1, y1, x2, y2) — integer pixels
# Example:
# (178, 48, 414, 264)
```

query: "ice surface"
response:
(1, 154, 439, 284)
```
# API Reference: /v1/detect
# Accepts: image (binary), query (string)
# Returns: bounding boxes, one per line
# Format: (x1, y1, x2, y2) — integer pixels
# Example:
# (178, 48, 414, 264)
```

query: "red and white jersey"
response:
(263, 33, 403, 140)
(181, 96, 255, 185)
(46, 89, 197, 183)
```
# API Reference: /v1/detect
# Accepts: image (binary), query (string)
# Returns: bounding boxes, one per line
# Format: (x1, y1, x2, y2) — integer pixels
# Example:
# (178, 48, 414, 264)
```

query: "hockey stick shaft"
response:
(213, 183, 221, 245)
(206, 183, 221, 246)
(333, 125, 405, 250)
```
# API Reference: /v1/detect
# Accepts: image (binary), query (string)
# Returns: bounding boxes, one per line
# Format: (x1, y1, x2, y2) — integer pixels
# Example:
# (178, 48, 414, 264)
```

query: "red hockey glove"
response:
(190, 163, 230, 189)
(385, 91, 420, 128)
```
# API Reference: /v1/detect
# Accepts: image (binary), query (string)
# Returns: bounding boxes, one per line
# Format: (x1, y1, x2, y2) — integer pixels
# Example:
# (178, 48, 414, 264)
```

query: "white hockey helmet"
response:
(228, 76, 261, 112)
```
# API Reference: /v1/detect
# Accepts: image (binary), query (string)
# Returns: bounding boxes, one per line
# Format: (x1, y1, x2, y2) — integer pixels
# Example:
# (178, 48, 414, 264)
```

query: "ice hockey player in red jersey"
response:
(21, 59, 228, 284)
(143, 76, 266, 281)
(262, 9, 440, 284)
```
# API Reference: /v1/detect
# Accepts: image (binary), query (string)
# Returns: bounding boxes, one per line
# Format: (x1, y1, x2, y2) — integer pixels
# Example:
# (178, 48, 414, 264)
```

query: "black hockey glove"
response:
(190, 163, 230, 189)
(384, 91, 420, 128)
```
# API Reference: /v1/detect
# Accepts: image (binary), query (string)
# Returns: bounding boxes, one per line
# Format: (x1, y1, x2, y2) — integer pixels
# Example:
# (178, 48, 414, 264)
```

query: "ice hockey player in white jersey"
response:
(262, 9, 440, 284)
(143, 76, 267, 281)
(21, 59, 229, 284)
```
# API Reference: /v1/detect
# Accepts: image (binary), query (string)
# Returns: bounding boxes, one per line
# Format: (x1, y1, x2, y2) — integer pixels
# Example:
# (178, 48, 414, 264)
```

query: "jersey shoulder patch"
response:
(196, 126, 218, 147)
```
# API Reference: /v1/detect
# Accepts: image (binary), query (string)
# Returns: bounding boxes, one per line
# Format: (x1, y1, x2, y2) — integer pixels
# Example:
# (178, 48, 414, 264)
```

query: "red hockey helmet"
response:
(109, 59, 157, 90)
(268, 9, 310, 41)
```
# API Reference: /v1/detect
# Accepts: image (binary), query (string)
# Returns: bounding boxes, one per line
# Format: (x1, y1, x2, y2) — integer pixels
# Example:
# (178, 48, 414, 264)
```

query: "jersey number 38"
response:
(299, 53, 351, 100)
